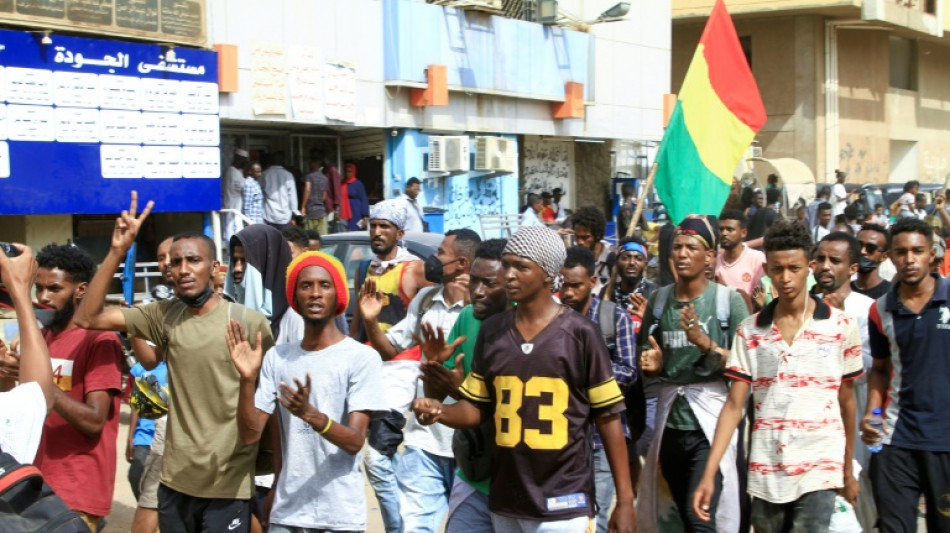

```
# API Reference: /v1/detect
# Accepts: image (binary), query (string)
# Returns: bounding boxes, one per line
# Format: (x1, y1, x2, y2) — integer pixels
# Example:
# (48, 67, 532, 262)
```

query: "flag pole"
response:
(626, 162, 659, 238)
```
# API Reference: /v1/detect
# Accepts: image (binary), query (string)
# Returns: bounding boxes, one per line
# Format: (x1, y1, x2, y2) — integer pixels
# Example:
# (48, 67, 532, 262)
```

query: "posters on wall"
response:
(0, 28, 219, 215)
(287, 45, 324, 122)
(324, 61, 356, 124)
(250, 41, 287, 116)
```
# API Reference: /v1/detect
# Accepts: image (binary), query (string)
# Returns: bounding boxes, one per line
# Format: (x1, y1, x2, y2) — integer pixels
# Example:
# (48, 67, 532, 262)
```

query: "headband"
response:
(618, 241, 648, 259)
(285, 251, 349, 316)
(675, 215, 716, 250)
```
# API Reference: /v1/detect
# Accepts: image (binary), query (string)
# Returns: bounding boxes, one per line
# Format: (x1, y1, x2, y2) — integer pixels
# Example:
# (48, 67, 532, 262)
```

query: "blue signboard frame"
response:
(0, 29, 220, 215)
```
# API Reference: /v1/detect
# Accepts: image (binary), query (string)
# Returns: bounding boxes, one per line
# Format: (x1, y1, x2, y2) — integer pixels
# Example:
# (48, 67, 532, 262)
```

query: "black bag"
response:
(0, 450, 91, 532)
(452, 421, 494, 483)
(368, 410, 406, 458)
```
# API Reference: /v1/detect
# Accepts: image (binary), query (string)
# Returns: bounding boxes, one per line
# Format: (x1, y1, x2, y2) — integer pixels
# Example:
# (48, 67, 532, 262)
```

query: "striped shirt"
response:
(724, 298, 864, 503)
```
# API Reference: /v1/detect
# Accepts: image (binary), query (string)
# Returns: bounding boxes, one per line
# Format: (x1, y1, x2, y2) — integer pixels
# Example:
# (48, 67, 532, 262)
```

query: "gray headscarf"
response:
(503, 225, 567, 284)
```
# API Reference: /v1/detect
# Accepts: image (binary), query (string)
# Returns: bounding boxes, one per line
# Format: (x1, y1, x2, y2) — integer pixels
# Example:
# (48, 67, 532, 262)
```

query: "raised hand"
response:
(0, 243, 37, 297)
(412, 322, 466, 364)
(278, 374, 317, 421)
(640, 335, 663, 374)
(420, 354, 465, 400)
(111, 191, 154, 254)
(679, 303, 710, 349)
(359, 278, 384, 322)
(225, 319, 264, 381)
(629, 293, 648, 318)
(0, 339, 20, 382)
(411, 397, 444, 426)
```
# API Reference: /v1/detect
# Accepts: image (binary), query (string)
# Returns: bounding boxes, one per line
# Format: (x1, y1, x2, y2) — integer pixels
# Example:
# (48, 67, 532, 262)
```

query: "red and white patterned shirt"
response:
(724, 298, 864, 504)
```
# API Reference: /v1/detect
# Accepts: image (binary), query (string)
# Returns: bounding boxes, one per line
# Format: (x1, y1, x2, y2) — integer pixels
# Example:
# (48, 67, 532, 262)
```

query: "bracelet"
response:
(318, 417, 333, 435)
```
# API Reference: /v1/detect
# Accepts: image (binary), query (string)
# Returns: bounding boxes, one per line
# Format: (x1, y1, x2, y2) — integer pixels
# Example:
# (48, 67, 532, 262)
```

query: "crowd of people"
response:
(0, 173, 948, 533)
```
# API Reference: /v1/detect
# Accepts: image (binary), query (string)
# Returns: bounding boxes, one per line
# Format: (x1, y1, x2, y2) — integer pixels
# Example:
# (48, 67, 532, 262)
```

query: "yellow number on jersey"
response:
(492, 375, 569, 450)
(493, 376, 524, 447)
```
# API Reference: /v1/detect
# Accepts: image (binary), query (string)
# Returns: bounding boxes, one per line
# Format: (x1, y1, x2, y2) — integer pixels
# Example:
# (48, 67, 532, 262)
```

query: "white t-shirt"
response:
(385, 286, 465, 458)
(255, 338, 387, 531)
(843, 291, 874, 377)
(521, 208, 543, 227)
(832, 183, 848, 217)
(0, 382, 47, 464)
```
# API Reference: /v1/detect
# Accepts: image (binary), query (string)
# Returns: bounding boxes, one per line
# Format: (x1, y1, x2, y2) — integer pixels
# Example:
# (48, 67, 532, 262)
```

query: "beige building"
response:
(672, 0, 950, 185)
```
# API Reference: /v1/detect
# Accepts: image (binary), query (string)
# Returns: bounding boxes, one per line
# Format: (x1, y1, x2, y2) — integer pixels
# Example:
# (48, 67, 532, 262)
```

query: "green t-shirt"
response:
(122, 298, 275, 499)
(442, 305, 490, 495)
(639, 283, 749, 430)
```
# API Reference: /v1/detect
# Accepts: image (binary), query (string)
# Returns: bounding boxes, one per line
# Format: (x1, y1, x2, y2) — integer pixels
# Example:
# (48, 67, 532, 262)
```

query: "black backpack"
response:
(0, 449, 91, 532)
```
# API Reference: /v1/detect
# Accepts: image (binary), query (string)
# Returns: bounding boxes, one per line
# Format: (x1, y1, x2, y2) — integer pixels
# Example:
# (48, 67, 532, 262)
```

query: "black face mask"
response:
(424, 255, 461, 285)
(857, 257, 881, 274)
(178, 284, 215, 308)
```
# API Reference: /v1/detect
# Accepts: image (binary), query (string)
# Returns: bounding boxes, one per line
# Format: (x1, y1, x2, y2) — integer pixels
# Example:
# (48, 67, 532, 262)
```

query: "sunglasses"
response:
(860, 242, 881, 254)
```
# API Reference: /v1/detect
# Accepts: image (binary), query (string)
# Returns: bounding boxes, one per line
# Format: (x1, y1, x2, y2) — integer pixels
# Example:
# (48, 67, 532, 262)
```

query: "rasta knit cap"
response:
(503, 225, 567, 281)
(285, 251, 349, 316)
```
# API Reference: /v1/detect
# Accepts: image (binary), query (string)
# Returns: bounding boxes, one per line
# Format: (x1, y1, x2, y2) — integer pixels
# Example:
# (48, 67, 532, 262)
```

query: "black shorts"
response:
(158, 484, 251, 533)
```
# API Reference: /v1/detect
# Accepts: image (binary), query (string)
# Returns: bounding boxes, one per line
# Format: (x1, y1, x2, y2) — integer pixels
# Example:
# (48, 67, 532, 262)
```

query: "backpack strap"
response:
(652, 285, 672, 323)
(597, 299, 618, 352)
(716, 284, 735, 349)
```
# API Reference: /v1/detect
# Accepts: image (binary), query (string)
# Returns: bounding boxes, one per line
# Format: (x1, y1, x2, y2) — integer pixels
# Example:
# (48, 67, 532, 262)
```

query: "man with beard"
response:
(811, 232, 876, 530)
(227, 251, 387, 533)
(560, 245, 638, 533)
(852, 224, 892, 299)
(637, 215, 749, 533)
(716, 210, 765, 297)
(415, 238, 509, 533)
(864, 217, 950, 533)
(360, 228, 481, 533)
(349, 199, 429, 533)
(30, 243, 124, 530)
(602, 237, 659, 493)
(75, 193, 275, 533)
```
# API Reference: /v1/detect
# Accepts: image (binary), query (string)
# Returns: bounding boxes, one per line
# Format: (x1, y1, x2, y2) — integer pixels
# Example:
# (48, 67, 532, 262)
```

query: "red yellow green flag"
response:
(655, 0, 767, 225)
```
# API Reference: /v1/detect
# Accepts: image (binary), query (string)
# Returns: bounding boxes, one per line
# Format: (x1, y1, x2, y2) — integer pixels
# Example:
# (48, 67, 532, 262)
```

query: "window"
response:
(740, 36, 753, 68)
(889, 36, 918, 91)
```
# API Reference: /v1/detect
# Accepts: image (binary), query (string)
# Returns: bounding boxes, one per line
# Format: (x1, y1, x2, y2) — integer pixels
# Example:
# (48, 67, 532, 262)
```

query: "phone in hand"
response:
(0, 242, 20, 257)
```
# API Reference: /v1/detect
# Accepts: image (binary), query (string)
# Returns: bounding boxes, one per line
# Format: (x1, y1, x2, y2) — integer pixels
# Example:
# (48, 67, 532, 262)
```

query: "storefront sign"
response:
(0, 28, 220, 215)
(0, 0, 206, 47)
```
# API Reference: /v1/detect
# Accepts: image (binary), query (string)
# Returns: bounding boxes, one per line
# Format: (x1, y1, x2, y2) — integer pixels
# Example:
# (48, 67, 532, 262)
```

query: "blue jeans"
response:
(395, 446, 455, 533)
(592, 447, 614, 533)
(446, 486, 493, 533)
(363, 445, 402, 533)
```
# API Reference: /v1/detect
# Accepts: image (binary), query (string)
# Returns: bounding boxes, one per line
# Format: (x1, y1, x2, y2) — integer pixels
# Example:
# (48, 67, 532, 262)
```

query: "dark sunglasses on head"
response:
(860, 242, 881, 254)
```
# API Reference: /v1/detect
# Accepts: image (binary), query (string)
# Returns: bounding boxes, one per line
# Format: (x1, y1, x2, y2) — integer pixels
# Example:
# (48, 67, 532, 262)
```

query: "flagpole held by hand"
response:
(626, 162, 659, 238)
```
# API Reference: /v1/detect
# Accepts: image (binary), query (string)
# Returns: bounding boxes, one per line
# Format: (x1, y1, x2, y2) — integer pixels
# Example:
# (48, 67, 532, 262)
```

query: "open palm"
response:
(226, 319, 263, 380)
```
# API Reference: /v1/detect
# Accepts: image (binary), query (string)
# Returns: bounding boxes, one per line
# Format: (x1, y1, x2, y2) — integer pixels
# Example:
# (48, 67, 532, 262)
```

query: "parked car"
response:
(320, 231, 443, 319)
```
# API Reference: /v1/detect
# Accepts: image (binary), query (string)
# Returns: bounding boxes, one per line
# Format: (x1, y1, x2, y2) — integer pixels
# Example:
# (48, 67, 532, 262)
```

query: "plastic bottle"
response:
(867, 407, 884, 453)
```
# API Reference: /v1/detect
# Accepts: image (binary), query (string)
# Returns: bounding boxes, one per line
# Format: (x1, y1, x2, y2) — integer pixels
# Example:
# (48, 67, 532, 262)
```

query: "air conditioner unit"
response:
(475, 136, 517, 172)
(428, 136, 470, 172)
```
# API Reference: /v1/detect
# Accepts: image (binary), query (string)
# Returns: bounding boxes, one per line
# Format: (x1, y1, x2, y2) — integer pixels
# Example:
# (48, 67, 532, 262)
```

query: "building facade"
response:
(0, 0, 671, 251)
(673, 0, 950, 185)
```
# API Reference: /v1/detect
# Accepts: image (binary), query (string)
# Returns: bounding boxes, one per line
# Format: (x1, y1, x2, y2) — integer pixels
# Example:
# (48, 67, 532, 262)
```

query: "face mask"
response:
(424, 255, 461, 285)
(178, 284, 215, 308)
(857, 257, 880, 274)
